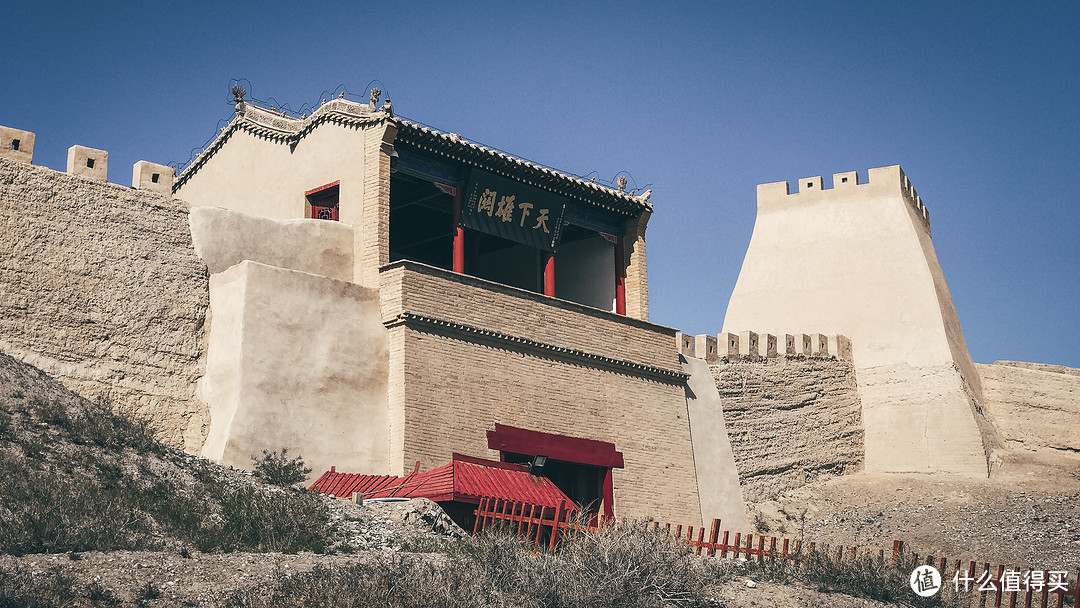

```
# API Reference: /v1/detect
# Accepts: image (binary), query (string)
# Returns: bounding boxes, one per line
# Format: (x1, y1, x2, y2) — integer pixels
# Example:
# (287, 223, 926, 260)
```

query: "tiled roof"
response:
(309, 453, 573, 508)
(174, 98, 653, 214)
(390, 117, 652, 215)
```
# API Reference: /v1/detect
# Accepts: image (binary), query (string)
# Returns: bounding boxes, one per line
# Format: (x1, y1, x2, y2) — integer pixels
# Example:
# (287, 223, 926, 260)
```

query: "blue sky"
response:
(3, 2, 1078, 367)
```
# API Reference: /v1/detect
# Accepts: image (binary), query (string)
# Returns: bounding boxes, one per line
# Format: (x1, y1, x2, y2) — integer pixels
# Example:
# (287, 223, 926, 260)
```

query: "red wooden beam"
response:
(487, 424, 624, 469)
(602, 469, 615, 522)
(305, 180, 340, 196)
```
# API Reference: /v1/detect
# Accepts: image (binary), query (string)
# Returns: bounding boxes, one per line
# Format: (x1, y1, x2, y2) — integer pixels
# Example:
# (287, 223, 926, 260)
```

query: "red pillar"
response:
(614, 236, 627, 315)
(542, 251, 555, 297)
(452, 189, 464, 273)
(602, 469, 615, 522)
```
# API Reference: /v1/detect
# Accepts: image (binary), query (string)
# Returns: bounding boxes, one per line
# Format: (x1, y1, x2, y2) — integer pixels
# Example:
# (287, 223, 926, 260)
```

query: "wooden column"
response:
(614, 236, 627, 315)
(452, 188, 464, 273)
(542, 251, 555, 297)
(602, 468, 615, 522)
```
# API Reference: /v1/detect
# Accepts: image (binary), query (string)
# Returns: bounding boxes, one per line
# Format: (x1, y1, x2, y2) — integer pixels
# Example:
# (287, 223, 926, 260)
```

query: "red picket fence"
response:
(473, 497, 1080, 608)
(891, 540, 1079, 608)
(472, 496, 603, 551)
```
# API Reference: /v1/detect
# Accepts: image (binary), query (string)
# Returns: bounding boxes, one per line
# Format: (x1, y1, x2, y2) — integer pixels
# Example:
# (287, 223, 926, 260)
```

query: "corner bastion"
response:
(722, 166, 998, 476)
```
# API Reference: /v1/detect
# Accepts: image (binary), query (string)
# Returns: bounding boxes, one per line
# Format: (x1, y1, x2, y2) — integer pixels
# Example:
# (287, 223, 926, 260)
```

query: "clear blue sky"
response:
(3, 2, 1078, 367)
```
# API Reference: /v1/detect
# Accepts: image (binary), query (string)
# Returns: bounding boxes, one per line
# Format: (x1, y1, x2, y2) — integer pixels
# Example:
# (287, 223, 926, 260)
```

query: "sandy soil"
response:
(749, 450, 1080, 570)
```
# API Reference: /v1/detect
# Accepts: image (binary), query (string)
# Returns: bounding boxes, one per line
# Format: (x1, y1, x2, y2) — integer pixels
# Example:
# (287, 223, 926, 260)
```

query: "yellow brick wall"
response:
(379, 261, 680, 374)
(357, 121, 395, 286)
(379, 261, 701, 525)
(623, 210, 650, 321)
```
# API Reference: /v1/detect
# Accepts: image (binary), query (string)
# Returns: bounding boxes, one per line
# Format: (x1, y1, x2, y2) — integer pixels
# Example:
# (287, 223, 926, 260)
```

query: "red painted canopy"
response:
(308, 453, 573, 508)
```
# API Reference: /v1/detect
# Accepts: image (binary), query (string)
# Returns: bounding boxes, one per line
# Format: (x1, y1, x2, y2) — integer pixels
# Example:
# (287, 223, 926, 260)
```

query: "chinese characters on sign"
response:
(461, 169, 567, 252)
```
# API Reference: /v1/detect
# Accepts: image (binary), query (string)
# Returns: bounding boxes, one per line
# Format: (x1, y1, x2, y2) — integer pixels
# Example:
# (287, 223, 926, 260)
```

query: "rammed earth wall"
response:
(710, 357, 864, 502)
(0, 158, 209, 450)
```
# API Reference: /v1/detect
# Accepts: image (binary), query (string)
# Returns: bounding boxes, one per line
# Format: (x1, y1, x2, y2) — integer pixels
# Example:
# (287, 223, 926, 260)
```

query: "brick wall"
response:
(378, 261, 700, 524)
(379, 261, 680, 374)
(0, 158, 209, 450)
(357, 121, 395, 286)
(623, 210, 650, 321)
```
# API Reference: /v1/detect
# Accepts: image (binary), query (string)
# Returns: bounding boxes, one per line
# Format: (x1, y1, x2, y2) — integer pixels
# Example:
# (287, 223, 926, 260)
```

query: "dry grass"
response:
(0, 390, 332, 556)
(723, 547, 975, 607)
(228, 523, 720, 608)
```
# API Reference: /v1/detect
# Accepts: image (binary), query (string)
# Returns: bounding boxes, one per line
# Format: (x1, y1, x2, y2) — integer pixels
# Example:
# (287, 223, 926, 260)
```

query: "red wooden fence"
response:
(472, 497, 1079, 608)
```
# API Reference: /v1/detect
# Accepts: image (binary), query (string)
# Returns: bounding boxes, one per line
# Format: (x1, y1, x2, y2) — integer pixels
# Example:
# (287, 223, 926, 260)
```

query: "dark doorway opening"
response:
(389, 172, 453, 269)
(502, 452, 605, 513)
(487, 424, 623, 521)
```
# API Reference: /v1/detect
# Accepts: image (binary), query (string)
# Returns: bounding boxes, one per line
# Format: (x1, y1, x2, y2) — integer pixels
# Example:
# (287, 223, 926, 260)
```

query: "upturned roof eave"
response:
(173, 99, 654, 215)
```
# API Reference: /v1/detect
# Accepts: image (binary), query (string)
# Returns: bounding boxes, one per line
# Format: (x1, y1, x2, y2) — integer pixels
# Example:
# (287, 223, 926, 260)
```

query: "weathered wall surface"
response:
(199, 261, 389, 479)
(682, 356, 750, 531)
(978, 361, 1080, 456)
(857, 363, 991, 475)
(0, 158, 209, 450)
(379, 261, 699, 525)
(721, 166, 988, 475)
(189, 206, 354, 280)
(710, 357, 864, 502)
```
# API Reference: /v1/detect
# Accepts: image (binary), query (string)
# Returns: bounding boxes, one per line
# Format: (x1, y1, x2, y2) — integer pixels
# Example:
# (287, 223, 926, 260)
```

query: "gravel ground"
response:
(749, 450, 1080, 570)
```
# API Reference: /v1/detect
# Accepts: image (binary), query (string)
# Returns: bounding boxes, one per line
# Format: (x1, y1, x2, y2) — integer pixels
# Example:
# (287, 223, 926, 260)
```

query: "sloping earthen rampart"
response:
(978, 361, 1080, 456)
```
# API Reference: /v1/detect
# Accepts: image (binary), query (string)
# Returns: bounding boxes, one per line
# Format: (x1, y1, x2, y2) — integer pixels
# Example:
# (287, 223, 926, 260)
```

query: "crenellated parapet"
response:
(0, 123, 175, 195)
(676, 331, 852, 363)
(756, 165, 931, 234)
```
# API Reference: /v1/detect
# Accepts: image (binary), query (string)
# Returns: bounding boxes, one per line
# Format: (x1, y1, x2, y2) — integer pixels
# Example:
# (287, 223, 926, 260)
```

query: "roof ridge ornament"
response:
(231, 85, 246, 115)
(617, 175, 627, 192)
(370, 87, 382, 108)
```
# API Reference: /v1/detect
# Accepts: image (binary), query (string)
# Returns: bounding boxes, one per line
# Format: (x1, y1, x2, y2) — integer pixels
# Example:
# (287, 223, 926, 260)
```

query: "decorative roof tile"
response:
(174, 98, 653, 214)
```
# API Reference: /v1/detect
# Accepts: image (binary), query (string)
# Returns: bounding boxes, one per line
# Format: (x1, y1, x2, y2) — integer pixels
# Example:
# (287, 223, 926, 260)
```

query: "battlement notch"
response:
(132, 161, 175, 195)
(680, 330, 853, 362)
(67, 145, 108, 181)
(757, 165, 931, 232)
(0, 125, 35, 164)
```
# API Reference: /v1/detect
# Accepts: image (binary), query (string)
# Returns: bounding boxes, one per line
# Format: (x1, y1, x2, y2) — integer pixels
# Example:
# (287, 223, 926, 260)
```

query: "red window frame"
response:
(306, 181, 340, 221)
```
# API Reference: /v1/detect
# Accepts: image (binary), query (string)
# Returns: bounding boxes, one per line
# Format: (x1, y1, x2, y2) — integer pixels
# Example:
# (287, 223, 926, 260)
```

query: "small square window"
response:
(86, 158, 95, 169)
(841, 176, 848, 183)
(306, 182, 340, 221)
(10, 139, 19, 151)
(151, 173, 160, 183)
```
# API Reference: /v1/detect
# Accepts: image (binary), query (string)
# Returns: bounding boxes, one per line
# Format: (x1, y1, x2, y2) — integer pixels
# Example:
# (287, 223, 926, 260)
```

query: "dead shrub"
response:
(228, 523, 721, 608)
(250, 448, 311, 487)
